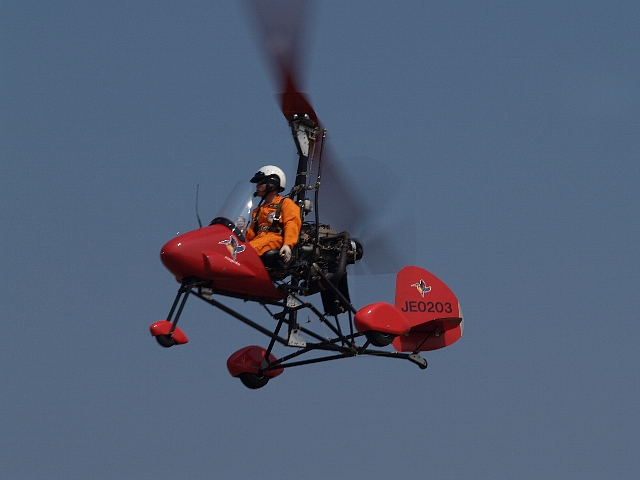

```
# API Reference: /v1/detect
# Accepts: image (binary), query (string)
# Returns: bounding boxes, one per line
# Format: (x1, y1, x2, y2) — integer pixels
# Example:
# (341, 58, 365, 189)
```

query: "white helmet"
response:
(250, 165, 286, 192)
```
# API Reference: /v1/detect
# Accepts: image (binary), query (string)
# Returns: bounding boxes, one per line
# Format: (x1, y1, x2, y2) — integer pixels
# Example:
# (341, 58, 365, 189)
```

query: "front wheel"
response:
(238, 373, 270, 389)
(155, 335, 176, 348)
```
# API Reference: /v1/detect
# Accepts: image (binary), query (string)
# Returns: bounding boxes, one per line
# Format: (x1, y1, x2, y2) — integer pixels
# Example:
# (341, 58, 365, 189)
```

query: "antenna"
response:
(195, 184, 203, 228)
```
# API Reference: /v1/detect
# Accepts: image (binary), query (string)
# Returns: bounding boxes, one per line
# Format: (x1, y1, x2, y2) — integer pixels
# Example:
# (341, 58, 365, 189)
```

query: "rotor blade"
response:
(244, 0, 319, 124)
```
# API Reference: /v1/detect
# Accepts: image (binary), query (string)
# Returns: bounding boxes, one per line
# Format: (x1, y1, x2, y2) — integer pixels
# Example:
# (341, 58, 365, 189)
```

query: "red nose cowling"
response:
(160, 224, 285, 301)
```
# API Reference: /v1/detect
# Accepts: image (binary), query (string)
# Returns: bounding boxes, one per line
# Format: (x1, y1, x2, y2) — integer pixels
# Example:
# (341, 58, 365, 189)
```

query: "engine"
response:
(293, 224, 363, 314)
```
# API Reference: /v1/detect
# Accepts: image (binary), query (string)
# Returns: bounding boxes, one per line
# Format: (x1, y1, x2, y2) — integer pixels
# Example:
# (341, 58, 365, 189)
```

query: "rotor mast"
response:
(289, 113, 320, 204)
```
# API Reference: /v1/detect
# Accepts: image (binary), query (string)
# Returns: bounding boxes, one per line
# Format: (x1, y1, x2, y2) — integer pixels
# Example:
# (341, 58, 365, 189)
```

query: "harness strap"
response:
(258, 224, 283, 235)
(252, 197, 285, 235)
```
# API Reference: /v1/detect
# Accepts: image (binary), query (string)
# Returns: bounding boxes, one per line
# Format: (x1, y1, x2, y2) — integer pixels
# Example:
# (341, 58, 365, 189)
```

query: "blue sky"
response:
(2, 1, 639, 478)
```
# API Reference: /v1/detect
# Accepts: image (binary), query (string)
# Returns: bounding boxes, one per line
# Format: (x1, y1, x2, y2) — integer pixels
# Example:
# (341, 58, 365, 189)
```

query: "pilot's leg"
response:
(249, 232, 284, 256)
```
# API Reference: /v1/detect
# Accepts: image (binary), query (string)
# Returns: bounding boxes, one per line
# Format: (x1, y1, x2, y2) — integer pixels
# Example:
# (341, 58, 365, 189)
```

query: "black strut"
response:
(168, 279, 195, 335)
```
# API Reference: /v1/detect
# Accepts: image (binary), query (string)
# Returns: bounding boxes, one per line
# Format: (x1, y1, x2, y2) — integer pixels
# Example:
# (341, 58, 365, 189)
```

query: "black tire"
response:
(155, 335, 176, 348)
(365, 331, 395, 347)
(238, 373, 270, 389)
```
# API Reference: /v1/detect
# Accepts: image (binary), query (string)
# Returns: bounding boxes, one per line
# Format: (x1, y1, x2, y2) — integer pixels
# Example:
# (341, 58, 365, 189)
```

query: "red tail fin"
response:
(392, 266, 463, 352)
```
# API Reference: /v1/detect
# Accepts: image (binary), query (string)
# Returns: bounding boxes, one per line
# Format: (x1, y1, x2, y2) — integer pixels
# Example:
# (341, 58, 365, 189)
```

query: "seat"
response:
(260, 249, 287, 269)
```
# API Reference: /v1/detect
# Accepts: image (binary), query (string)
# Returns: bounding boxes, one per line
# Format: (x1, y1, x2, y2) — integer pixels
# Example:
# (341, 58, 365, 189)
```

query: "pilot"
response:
(246, 165, 302, 263)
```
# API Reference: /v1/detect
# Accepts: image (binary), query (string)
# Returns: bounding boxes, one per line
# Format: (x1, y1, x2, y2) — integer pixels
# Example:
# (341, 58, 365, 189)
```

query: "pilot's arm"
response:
(280, 198, 302, 248)
(245, 213, 256, 242)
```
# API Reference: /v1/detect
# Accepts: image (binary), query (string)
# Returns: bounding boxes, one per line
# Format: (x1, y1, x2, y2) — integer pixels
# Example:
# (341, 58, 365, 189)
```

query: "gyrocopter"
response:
(150, 0, 463, 389)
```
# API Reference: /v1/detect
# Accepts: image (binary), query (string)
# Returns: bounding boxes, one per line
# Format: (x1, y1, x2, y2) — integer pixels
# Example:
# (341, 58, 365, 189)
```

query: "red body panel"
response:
(149, 320, 189, 345)
(392, 266, 463, 352)
(160, 225, 285, 301)
(354, 302, 410, 336)
(393, 326, 462, 352)
(226, 345, 284, 378)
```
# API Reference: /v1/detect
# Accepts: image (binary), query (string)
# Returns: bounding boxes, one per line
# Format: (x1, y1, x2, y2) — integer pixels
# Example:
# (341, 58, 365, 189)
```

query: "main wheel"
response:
(155, 335, 177, 348)
(365, 331, 395, 347)
(238, 372, 270, 389)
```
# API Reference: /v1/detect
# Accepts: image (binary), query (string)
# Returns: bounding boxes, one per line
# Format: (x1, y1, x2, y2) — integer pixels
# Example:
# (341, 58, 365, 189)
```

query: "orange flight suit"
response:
(245, 196, 302, 256)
